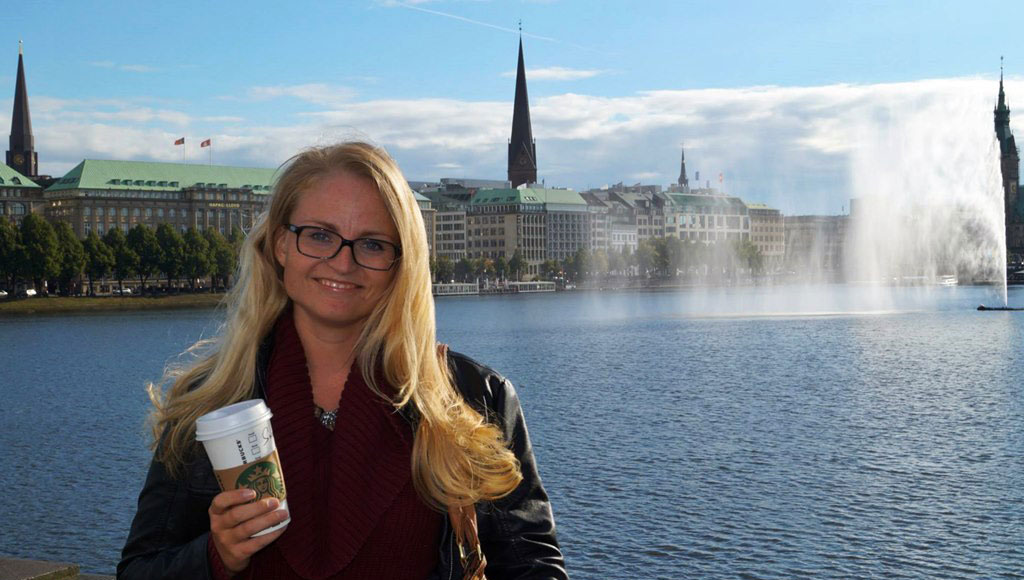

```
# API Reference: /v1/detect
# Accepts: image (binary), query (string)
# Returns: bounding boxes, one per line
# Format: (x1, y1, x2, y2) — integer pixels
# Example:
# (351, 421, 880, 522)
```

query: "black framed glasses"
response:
(285, 224, 401, 271)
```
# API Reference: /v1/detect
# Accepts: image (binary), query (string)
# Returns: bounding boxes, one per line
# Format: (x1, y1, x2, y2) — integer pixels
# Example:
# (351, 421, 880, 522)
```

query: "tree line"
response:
(0, 215, 242, 296)
(430, 237, 766, 284)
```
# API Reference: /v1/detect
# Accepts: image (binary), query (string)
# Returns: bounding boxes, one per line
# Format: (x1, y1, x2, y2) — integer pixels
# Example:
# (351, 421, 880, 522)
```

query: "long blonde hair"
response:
(149, 142, 522, 509)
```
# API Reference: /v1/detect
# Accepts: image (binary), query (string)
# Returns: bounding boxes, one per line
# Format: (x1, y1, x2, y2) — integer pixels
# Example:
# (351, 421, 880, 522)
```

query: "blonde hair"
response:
(148, 142, 522, 509)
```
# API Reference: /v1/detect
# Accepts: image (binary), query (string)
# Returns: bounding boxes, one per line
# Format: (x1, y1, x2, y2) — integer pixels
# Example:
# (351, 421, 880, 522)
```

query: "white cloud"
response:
(501, 67, 604, 81)
(29, 76, 1014, 216)
(88, 61, 158, 73)
(245, 84, 357, 107)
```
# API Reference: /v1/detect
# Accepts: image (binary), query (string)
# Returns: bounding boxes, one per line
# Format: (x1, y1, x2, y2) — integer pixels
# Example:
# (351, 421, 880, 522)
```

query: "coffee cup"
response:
(196, 399, 290, 535)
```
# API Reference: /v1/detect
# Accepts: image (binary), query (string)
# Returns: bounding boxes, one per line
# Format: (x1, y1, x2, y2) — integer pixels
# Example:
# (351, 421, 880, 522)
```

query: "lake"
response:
(1, 284, 1022, 578)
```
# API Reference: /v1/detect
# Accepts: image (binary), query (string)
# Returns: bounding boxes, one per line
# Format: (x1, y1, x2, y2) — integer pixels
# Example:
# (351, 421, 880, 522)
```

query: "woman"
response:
(119, 142, 567, 579)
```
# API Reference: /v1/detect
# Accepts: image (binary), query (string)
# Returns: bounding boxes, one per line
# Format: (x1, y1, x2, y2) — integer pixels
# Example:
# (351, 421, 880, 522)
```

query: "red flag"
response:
(174, 137, 185, 145)
(200, 139, 211, 148)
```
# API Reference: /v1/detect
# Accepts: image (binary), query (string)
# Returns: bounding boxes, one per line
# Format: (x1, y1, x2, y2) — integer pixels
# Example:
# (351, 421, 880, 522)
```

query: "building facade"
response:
(43, 160, 276, 238)
(0, 163, 42, 225)
(746, 203, 785, 271)
(784, 215, 848, 278)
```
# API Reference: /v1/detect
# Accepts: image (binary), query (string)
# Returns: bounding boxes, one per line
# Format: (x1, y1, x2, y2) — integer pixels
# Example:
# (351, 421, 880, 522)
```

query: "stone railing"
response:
(0, 558, 113, 580)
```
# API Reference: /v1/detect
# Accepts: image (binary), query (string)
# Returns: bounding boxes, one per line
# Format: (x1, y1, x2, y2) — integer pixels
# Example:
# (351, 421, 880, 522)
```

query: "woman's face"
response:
(274, 170, 400, 334)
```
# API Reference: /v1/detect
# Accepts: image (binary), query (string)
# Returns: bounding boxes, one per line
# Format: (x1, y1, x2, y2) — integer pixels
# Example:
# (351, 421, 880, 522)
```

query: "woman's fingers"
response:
(209, 488, 257, 515)
(209, 489, 289, 573)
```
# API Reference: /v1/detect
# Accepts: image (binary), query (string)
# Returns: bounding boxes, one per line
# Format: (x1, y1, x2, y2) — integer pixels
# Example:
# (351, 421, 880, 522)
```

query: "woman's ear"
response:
(273, 226, 287, 268)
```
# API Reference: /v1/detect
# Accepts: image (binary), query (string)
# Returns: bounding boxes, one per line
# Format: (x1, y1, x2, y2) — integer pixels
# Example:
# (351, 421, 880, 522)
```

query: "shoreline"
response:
(0, 293, 227, 317)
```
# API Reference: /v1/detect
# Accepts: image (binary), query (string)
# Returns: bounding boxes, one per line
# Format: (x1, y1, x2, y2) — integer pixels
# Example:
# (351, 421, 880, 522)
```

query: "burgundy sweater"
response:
(210, 314, 442, 579)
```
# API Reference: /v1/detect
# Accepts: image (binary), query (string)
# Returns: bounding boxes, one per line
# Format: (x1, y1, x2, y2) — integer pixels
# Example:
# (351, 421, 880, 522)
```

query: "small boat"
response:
(977, 305, 1024, 311)
(938, 275, 958, 287)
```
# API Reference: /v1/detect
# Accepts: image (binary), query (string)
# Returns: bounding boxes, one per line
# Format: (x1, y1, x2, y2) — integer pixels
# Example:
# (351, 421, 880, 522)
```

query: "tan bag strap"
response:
(448, 503, 487, 580)
(437, 342, 487, 580)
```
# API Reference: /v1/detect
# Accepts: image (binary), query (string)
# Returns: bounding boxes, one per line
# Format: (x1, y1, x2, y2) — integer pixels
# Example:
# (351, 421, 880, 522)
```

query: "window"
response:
(84, 207, 91, 217)
(133, 208, 141, 217)
(169, 208, 176, 218)
(157, 208, 164, 218)
(121, 208, 128, 217)
(109, 207, 116, 217)
(145, 208, 153, 218)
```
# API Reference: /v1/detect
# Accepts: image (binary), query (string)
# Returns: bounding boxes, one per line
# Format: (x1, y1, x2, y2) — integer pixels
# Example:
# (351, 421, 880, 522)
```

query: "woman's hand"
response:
(209, 489, 289, 574)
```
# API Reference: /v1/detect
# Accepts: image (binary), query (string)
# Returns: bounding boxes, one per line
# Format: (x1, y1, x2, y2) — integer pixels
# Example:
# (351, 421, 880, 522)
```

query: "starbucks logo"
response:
(236, 461, 286, 501)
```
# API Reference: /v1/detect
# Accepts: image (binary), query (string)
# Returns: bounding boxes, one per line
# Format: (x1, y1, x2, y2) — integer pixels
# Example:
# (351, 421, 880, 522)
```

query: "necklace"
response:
(313, 405, 338, 431)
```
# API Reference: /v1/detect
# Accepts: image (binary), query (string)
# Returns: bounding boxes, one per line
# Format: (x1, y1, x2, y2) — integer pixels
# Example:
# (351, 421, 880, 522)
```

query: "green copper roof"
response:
(45, 159, 279, 193)
(0, 163, 41, 188)
(470, 187, 585, 206)
(745, 203, 775, 210)
(667, 193, 747, 212)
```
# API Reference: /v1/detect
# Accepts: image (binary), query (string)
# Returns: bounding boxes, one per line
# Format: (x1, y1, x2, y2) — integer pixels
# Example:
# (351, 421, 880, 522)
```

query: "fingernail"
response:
(243, 489, 256, 499)
(266, 498, 279, 509)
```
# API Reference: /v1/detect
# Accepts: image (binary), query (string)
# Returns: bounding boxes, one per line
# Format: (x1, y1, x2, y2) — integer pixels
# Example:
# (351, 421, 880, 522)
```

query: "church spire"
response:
(678, 143, 689, 191)
(996, 56, 1014, 149)
(507, 34, 537, 188)
(7, 40, 38, 178)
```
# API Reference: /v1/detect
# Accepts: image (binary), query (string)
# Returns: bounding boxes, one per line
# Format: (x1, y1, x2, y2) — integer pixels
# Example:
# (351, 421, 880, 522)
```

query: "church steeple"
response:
(7, 40, 38, 179)
(507, 34, 537, 188)
(996, 56, 1012, 145)
(677, 143, 689, 191)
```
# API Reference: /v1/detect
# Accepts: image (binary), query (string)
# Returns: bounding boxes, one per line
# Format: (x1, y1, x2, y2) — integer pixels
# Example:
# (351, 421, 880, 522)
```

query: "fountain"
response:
(842, 78, 1013, 311)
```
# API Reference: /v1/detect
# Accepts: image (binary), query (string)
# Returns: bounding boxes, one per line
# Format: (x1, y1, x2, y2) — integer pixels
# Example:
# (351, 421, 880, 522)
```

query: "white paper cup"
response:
(196, 399, 290, 536)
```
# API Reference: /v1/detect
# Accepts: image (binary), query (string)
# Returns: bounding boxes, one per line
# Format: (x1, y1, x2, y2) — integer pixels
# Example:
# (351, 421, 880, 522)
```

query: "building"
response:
(507, 37, 537, 188)
(995, 66, 1024, 263)
(746, 203, 785, 271)
(414, 191, 435, 257)
(784, 215, 848, 278)
(43, 160, 277, 238)
(466, 188, 553, 278)
(664, 192, 750, 244)
(0, 163, 42, 224)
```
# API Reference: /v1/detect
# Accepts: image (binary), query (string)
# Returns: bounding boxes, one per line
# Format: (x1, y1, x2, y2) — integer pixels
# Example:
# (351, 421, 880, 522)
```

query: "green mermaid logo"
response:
(236, 460, 286, 501)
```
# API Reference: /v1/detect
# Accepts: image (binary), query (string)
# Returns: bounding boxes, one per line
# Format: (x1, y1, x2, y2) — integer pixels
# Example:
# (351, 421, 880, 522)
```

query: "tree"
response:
(540, 260, 560, 281)
(433, 255, 455, 283)
(635, 240, 655, 278)
(508, 250, 525, 282)
(54, 222, 86, 295)
(494, 255, 508, 280)
(19, 213, 59, 293)
(104, 226, 138, 295)
(0, 218, 22, 291)
(204, 228, 235, 289)
(182, 228, 211, 290)
(572, 248, 591, 282)
(128, 224, 162, 292)
(156, 223, 185, 291)
(454, 258, 472, 282)
(229, 226, 246, 270)
(607, 248, 624, 276)
(83, 231, 114, 296)
(591, 249, 609, 278)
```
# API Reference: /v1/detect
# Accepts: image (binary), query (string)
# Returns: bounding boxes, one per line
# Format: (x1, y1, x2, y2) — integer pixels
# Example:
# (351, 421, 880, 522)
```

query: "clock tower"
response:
(507, 36, 537, 188)
(7, 41, 38, 179)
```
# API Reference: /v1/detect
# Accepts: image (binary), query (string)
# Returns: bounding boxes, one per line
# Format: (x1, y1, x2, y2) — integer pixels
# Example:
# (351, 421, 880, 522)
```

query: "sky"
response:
(2, 0, 1023, 215)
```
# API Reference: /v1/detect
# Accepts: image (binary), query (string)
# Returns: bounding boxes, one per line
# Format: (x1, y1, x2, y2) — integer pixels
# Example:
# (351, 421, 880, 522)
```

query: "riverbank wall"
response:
(0, 557, 112, 580)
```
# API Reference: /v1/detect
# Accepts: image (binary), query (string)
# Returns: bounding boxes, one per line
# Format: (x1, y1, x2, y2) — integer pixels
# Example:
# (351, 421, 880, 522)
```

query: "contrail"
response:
(393, 1, 599, 53)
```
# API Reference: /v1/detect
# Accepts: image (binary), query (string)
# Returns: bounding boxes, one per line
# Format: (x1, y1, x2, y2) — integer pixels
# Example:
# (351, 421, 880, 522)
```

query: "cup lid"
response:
(195, 399, 273, 441)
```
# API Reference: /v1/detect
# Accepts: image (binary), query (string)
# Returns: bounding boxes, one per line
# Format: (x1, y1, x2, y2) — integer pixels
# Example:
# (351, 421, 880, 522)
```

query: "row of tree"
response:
(429, 237, 766, 284)
(0, 215, 243, 296)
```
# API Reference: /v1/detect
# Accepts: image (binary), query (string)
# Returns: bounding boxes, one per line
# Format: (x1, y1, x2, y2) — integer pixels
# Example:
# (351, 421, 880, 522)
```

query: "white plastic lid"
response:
(195, 399, 273, 441)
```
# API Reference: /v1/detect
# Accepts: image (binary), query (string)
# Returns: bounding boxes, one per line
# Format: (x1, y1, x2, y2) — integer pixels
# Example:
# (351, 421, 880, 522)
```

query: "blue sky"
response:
(2, 0, 1023, 214)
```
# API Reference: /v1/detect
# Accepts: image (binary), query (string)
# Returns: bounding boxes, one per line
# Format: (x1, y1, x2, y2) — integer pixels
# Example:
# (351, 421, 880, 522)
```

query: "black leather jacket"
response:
(118, 343, 568, 580)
